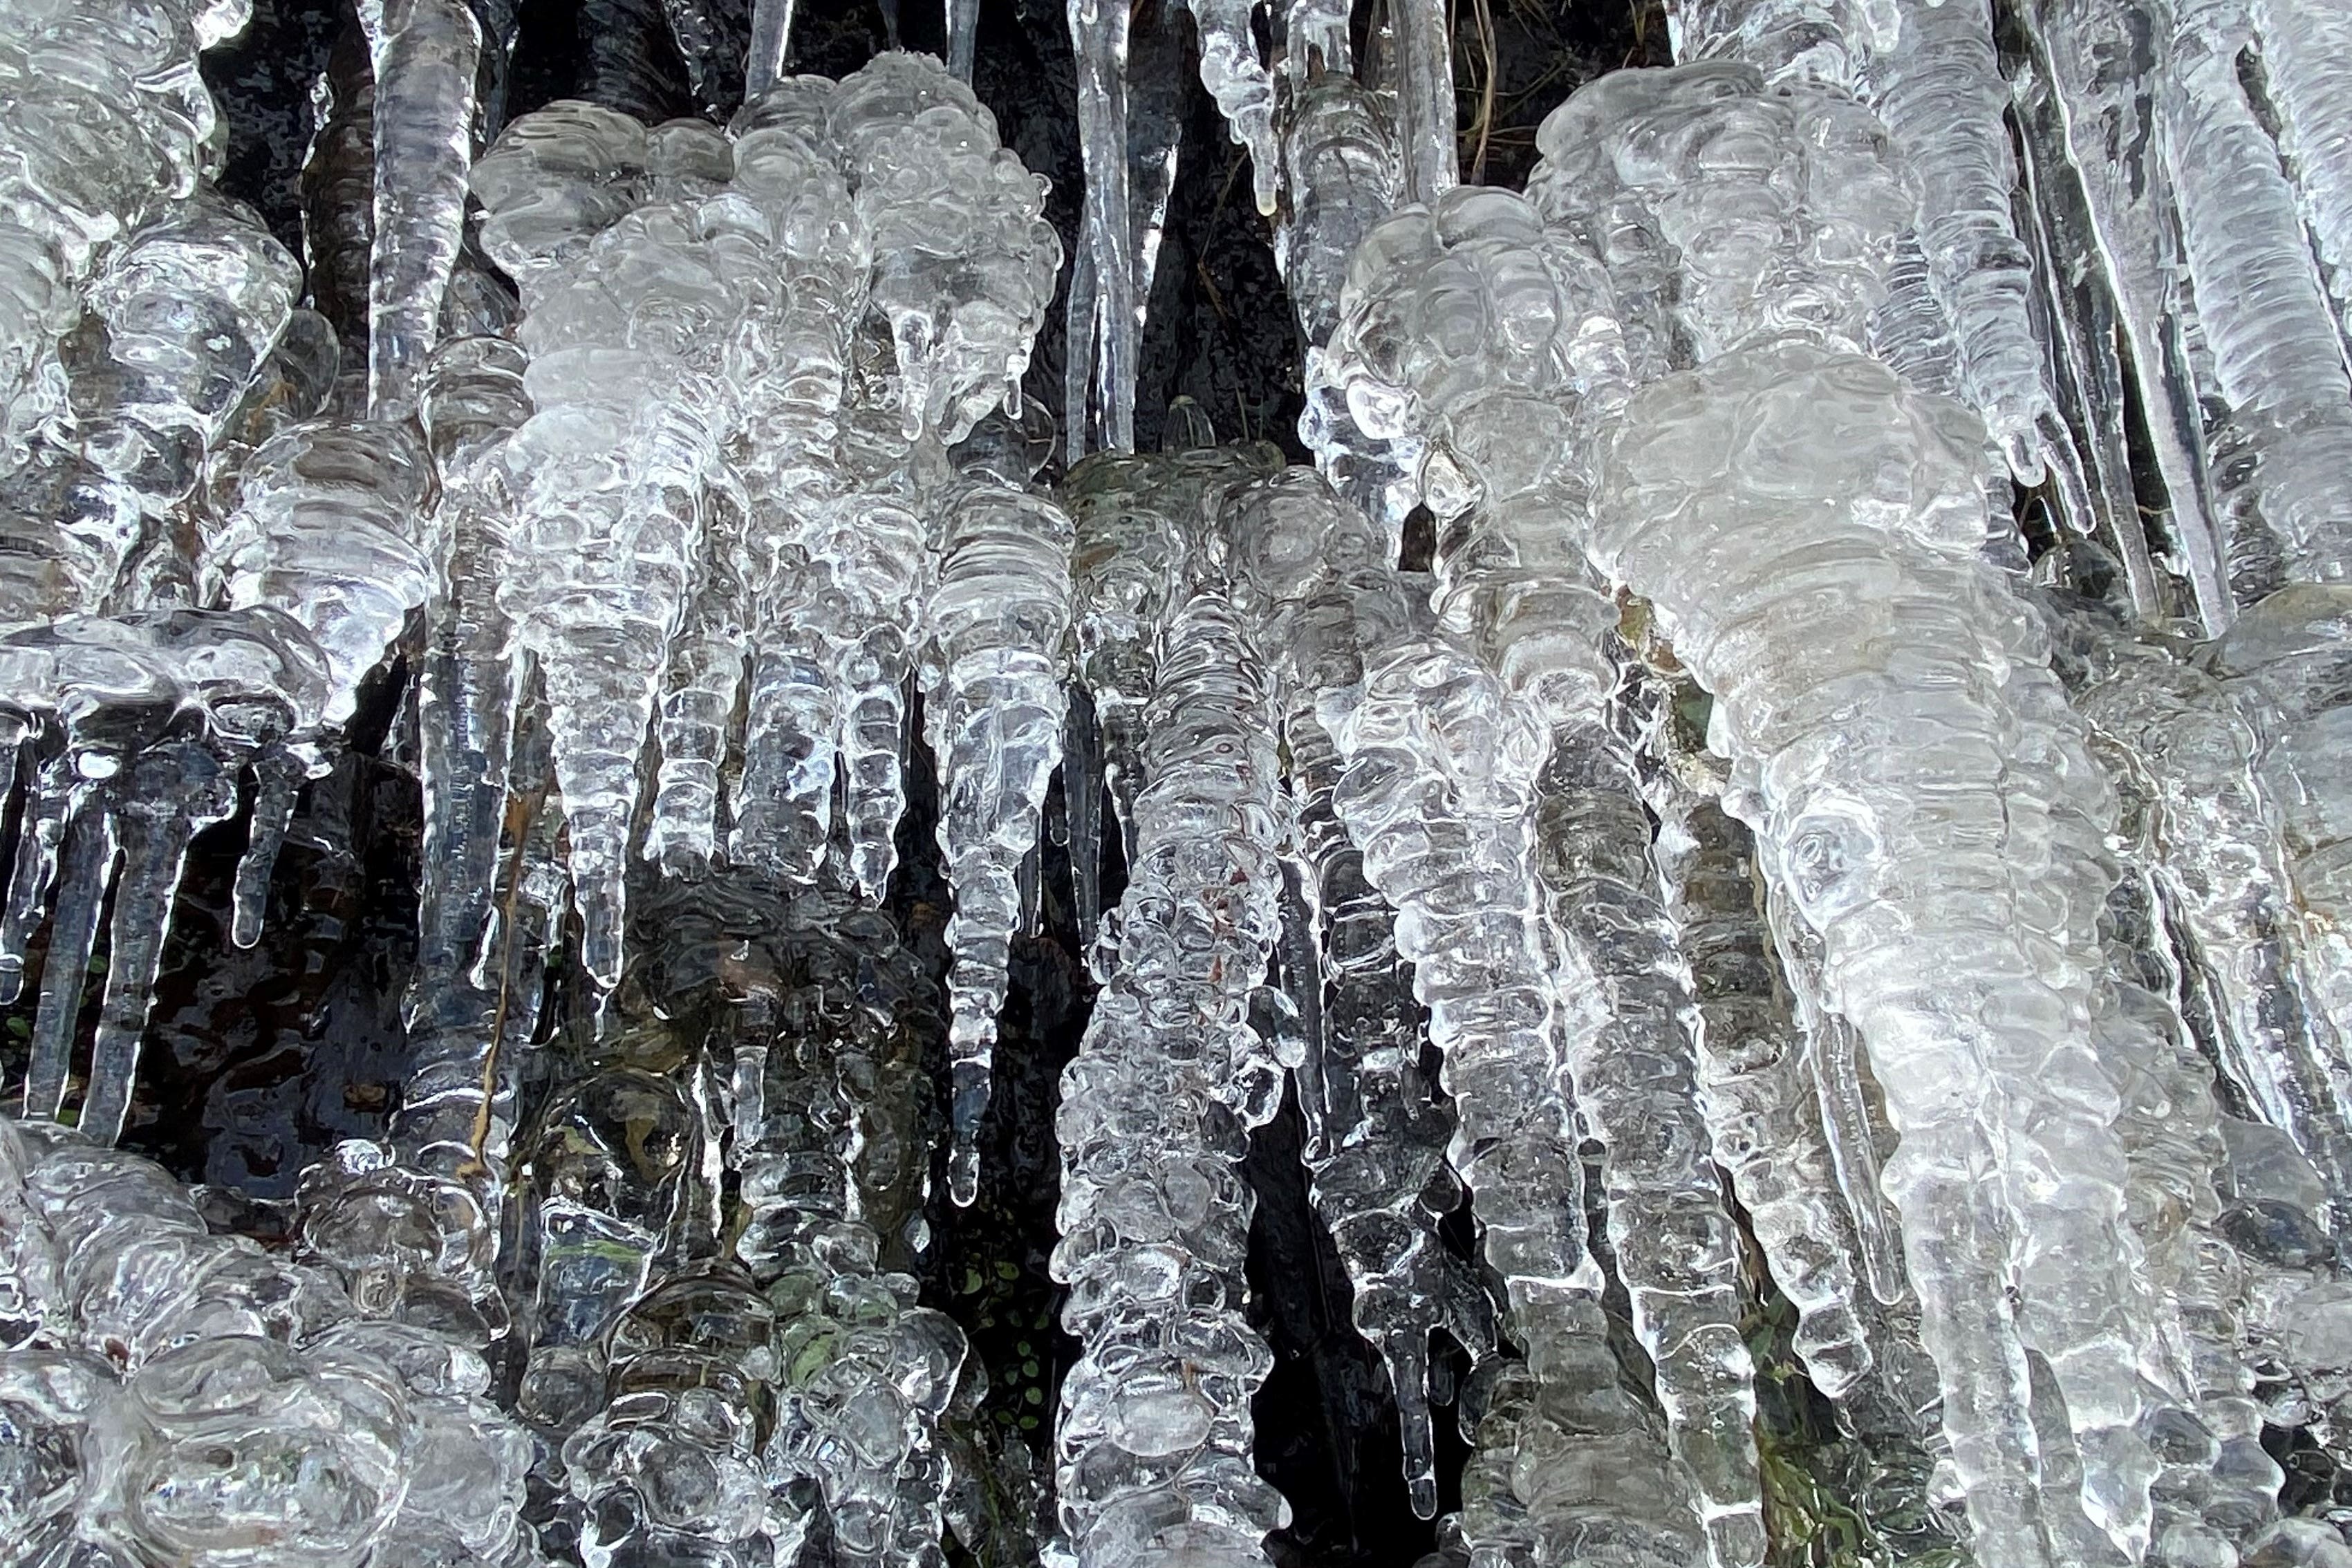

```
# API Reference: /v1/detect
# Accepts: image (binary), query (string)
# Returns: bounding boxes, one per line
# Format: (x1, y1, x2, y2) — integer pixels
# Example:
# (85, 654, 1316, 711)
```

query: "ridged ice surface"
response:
(1531, 62, 1911, 365)
(1051, 590, 1290, 1568)
(0, 1121, 532, 1568)
(0, 0, 229, 473)
(924, 460, 1074, 1206)
(1598, 342, 2162, 1568)
(1321, 185, 1762, 1567)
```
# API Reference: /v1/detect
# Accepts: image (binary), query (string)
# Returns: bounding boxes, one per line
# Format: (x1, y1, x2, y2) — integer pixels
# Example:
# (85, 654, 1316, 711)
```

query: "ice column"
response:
(1050, 590, 1292, 1568)
(924, 455, 1075, 1206)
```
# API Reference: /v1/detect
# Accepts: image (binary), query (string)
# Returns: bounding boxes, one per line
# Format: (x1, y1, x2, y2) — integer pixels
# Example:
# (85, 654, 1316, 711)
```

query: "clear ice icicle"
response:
(1273, 73, 1399, 350)
(1860, 0, 2084, 503)
(1178, 0, 1281, 214)
(923, 459, 1074, 1206)
(829, 52, 1061, 445)
(0, 0, 233, 474)
(1223, 465, 1457, 1518)
(1321, 185, 1762, 1567)
(2250, 0, 2352, 339)
(359, 0, 482, 418)
(1653, 778, 1880, 1401)
(1597, 341, 2163, 1568)
(1388, 0, 1457, 205)
(2161, 0, 2352, 590)
(1067, 0, 1137, 454)
(1050, 588, 1292, 1568)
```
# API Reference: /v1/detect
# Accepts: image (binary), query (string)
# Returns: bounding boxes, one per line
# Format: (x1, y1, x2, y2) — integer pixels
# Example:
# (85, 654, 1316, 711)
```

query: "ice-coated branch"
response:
(1065, 442, 1282, 947)
(1320, 185, 1762, 1568)
(1051, 588, 1292, 1568)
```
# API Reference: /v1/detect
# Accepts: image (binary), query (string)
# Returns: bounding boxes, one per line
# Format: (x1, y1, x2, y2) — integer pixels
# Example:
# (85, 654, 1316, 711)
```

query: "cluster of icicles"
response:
(7, 0, 2352, 1565)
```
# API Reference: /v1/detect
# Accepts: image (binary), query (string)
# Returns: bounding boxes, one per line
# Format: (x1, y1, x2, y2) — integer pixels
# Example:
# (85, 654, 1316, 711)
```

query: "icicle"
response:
(24, 794, 120, 1123)
(77, 737, 236, 1146)
(1051, 588, 1292, 1568)
(229, 745, 304, 947)
(579, 0, 693, 122)
(830, 53, 1061, 446)
(358, 0, 483, 419)
(1068, 0, 1136, 454)
(1596, 340, 2165, 1568)
(473, 107, 763, 991)
(1652, 777, 1880, 1400)
(1281, 0, 1352, 77)
(1223, 466, 1457, 1519)
(2250, 0, 2352, 342)
(1859, 0, 2087, 516)
(2015, 0, 2230, 629)
(1321, 186, 1762, 1568)
(2008, 58, 2166, 621)
(1177, 0, 1280, 214)
(948, 0, 980, 79)
(1274, 74, 1399, 350)
(1328, 616, 1705, 1567)
(746, 0, 795, 98)
(0, 744, 71, 1005)
(304, 19, 382, 386)
(1388, 0, 1457, 205)
(922, 456, 1074, 1206)
(2162, 0, 2352, 594)
(657, 0, 752, 115)
(0, 0, 232, 474)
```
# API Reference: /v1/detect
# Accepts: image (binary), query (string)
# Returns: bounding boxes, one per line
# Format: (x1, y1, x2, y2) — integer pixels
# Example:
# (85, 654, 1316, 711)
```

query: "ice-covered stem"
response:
(1326, 622, 1705, 1567)
(0, 0, 234, 474)
(699, 881, 967, 1568)
(1530, 63, 1912, 366)
(2160, 0, 2352, 590)
(2208, 586, 2352, 1162)
(1652, 778, 1878, 1401)
(358, 0, 482, 419)
(510, 1059, 703, 1437)
(302, 18, 379, 382)
(2011, 0, 2229, 629)
(1178, 0, 1280, 214)
(828, 52, 1062, 445)
(1222, 466, 1458, 1518)
(0, 1120, 535, 1568)
(1050, 588, 1291, 1568)
(560, 1264, 788, 1568)
(1660, 0, 1867, 86)
(922, 470, 1074, 1206)
(1598, 342, 2165, 1568)
(1065, 444, 1283, 940)
(293, 337, 535, 1345)
(1858, 0, 2084, 507)
(1391, 0, 1458, 205)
